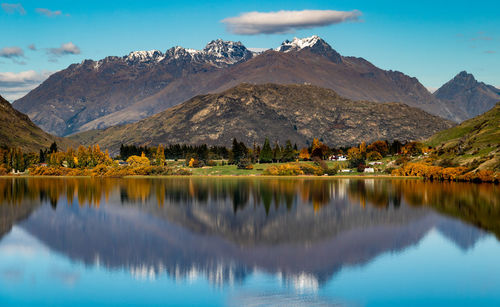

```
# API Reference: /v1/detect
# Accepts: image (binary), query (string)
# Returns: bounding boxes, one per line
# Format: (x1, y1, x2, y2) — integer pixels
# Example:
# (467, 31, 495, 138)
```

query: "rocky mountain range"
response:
(71, 83, 454, 153)
(13, 35, 464, 136)
(434, 71, 500, 118)
(0, 95, 73, 151)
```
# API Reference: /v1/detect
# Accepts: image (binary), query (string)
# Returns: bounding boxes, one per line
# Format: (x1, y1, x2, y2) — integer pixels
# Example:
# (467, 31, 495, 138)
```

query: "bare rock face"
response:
(434, 71, 500, 119)
(13, 36, 460, 136)
(71, 83, 454, 153)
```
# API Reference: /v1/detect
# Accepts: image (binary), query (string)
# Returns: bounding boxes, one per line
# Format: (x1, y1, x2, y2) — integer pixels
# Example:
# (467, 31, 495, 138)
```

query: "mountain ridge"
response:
(70, 83, 454, 154)
(434, 71, 500, 119)
(0, 95, 75, 152)
(14, 35, 461, 136)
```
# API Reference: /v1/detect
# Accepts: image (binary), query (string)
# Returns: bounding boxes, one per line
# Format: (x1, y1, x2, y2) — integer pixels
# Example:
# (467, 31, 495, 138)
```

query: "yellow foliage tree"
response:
(126, 155, 150, 167)
(347, 147, 362, 160)
(298, 148, 311, 160)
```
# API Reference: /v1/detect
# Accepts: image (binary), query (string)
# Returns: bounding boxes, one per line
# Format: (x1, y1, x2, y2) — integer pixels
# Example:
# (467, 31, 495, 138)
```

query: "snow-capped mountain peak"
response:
(126, 50, 165, 63)
(202, 39, 253, 66)
(275, 35, 325, 52)
(275, 35, 342, 63)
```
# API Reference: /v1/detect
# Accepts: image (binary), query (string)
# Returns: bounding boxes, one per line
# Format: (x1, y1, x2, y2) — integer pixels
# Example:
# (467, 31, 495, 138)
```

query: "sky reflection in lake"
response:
(0, 177, 499, 306)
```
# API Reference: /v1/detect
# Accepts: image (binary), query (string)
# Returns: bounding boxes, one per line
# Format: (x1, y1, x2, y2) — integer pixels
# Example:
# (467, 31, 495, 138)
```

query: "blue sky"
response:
(1, 0, 499, 101)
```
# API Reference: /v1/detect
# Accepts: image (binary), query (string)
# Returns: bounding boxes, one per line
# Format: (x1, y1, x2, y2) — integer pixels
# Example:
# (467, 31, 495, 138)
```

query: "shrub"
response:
(324, 168, 337, 176)
(237, 157, 253, 170)
(187, 158, 201, 168)
(389, 162, 498, 182)
(263, 164, 304, 176)
(0, 166, 8, 176)
(298, 163, 324, 176)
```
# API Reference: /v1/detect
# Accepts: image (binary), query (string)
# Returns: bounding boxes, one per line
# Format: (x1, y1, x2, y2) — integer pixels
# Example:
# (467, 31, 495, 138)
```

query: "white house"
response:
(364, 168, 375, 173)
(329, 155, 347, 161)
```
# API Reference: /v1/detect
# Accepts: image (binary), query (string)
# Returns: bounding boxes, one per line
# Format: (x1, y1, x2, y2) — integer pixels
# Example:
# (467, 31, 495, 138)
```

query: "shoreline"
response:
(0, 174, 423, 179)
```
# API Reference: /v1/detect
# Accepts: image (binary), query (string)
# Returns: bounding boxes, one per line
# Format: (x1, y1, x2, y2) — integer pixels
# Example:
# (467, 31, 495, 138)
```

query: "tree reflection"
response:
(0, 177, 499, 237)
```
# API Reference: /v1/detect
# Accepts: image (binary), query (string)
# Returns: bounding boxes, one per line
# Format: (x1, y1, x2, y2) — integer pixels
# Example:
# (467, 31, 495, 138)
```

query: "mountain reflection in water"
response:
(0, 177, 499, 289)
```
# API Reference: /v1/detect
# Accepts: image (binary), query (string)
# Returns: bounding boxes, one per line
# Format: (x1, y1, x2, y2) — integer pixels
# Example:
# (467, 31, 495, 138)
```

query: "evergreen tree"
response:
(282, 140, 295, 162)
(259, 138, 273, 163)
(49, 142, 58, 153)
(39, 149, 46, 163)
(231, 138, 245, 164)
(272, 141, 283, 162)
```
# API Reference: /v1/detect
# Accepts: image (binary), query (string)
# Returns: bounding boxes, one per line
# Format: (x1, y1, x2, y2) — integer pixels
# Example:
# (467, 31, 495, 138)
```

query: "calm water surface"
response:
(0, 177, 499, 307)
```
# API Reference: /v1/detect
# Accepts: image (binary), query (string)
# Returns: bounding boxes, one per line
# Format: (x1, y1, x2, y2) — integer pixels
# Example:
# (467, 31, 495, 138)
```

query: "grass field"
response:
(163, 160, 392, 176)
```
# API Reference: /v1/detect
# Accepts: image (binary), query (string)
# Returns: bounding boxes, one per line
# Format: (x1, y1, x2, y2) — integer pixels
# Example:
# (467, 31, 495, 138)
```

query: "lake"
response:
(0, 177, 499, 307)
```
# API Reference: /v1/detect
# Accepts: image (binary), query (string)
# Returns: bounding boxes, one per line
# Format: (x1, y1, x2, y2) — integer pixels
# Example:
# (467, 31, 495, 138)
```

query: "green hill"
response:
(427, 102, 500, 171)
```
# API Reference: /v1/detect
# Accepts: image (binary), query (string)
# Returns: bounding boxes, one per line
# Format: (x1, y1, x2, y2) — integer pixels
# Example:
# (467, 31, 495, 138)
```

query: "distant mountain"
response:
(434, 71, 500, 119)
(14, 35, 460, 136)
(0, 95, 74, 152)
(427, 101, 500, 171)
(71, 83, 454, 153)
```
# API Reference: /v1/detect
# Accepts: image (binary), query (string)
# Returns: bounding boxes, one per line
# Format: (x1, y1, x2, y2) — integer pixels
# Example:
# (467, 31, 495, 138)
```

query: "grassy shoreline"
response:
(0, 174, 421, 179)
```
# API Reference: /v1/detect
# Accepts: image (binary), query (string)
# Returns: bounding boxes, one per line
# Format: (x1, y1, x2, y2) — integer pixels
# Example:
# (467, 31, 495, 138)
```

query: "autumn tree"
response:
(402, 142, 423, 157)
(127, 153, 150, 167)
(367, 141, 389, 157)
(155, 145, 166, 166)
(347, 147, 365, 168)
(366, 151, 382, 161)
(311, 138, 322, 159)
(299, 148, 311, 160)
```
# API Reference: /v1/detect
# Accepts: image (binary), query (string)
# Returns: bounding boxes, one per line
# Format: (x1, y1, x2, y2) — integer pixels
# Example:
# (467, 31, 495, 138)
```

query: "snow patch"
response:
(275, 35, 322, 52)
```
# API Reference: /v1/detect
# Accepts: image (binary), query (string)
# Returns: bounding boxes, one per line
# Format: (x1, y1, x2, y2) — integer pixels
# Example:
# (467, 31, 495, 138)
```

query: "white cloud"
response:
(47, 42, 81, 56)
(1, 3, 26, 15)
(0, 46, 24, 58)
(0, 70, 52, 101)
(222, 9, 362, 35)
(36, 8, 63, 17)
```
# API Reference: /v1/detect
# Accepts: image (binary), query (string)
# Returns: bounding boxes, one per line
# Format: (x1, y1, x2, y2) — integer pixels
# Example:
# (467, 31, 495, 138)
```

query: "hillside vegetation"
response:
(426, 102, 500, 171)
(0, 95, 75, 152)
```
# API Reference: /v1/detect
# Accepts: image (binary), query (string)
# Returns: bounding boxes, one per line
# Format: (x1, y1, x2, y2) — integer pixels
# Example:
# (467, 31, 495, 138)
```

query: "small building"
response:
(117, 160, 129, 166)
(329, 155, 348, 161)
(364, 168, 375, 173)
(340, 169, 352, 173)
(369, 161, 383, 166)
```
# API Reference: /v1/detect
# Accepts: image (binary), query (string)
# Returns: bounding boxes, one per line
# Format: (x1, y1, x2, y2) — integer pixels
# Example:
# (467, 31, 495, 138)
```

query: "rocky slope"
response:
(434, 71, 500, 119)
(71, 83, 454, 153)
(14, 36, 460, 136)
(427, 102, 500, 171)
(0, 95, 74, 151)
